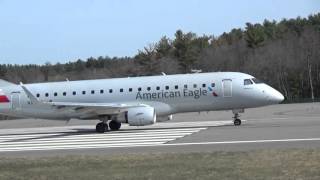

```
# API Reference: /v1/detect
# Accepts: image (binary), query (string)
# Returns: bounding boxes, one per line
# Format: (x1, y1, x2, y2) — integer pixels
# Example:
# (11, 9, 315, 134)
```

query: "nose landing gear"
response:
(232, 109, 244, 126)
(233, 115, 241, 126)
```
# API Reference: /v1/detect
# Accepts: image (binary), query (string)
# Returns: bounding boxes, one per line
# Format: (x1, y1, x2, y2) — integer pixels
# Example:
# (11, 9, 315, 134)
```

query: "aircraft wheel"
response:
(234, 119, 241, 126)
(109, 120, 121, 131)
(96, 122, 108, 133)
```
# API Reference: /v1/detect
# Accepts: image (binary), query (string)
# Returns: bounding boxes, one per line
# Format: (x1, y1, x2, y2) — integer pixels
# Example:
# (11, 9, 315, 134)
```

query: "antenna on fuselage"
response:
(191, 69, 202, 73)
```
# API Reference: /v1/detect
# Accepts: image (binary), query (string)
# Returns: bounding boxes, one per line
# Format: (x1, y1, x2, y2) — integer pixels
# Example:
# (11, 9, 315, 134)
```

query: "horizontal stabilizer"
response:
(0, 79, 15, 87)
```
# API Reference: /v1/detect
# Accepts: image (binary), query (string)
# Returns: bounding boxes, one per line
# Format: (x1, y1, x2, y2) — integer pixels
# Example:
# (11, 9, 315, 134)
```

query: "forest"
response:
(1, 13, 320, 102)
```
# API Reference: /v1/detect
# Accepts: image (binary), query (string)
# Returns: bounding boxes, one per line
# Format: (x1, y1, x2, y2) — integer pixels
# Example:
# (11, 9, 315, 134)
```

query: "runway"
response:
(0, 121, 233, 153)
(0, 126, 207, 152)
(0, 103, 319, 157)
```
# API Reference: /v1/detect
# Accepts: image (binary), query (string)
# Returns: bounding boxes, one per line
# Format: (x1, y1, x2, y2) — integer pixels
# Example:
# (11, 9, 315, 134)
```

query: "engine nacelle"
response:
(125, 107, 156, 126)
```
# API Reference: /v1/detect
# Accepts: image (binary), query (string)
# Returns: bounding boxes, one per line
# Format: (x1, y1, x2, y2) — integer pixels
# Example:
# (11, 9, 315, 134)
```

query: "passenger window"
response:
(165, 86, 169, 90)
(91, 90, 95, 94)
(36, 94, 40, 98)
(138, 87, 142, 91)
(147, 87, 151, 91)
(109, 89, 113, 93)
(244, 79, 253, 85)
(45, 93, 49, 97)
(202, 84, 206, 88)
(129, 88, 132, 92)
(100, 90, 104, 94)
(120, 88, 123, 92)
(184, 84, 188, 89)
(54, 92, 58, 97)
(63, 92, 67, 96)
(211, 83, 215, 87)
(175, 85, 178, 89)
(193, 84, 197, 88)
(156, 86, 160, 90)
(73, 91, 76, 95)
(82, 91, 86, 95)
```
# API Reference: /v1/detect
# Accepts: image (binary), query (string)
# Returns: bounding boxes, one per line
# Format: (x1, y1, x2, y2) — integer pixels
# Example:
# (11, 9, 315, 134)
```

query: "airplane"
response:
(0, 72, 284, 133)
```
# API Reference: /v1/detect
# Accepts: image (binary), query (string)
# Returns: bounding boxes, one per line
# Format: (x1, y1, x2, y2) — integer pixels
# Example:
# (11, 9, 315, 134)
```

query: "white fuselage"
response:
(0, 72, 284, 120)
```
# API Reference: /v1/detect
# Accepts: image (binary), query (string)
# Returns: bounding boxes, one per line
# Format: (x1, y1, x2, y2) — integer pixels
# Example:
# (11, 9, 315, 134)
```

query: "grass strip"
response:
(0, 149, 319, 180)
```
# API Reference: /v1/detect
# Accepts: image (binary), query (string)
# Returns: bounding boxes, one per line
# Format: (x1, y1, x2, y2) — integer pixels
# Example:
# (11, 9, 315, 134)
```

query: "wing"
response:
(50, 101, 146, 115)
(20, 83, 147, 118)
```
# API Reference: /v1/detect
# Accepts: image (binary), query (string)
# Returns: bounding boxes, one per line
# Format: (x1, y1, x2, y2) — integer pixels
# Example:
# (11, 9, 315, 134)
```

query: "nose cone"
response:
(268, 88, 284, 104)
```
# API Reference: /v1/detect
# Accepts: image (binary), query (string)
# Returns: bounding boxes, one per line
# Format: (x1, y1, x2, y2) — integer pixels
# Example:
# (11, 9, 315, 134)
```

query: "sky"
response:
(0, 0, 319, 65)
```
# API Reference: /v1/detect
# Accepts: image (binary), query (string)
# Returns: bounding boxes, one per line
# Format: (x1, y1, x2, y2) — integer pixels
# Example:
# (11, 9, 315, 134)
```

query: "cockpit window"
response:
(252, 78, 263, 84)
(244, 79, 253, 85)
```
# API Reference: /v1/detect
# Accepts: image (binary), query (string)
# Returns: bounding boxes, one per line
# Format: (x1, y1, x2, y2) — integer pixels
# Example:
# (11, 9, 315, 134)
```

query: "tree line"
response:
(1, 13, 320, 102)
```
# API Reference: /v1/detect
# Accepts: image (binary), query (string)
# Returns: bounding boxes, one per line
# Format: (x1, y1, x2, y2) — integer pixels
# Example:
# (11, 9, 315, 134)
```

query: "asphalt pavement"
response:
(0, 103, 319, 157)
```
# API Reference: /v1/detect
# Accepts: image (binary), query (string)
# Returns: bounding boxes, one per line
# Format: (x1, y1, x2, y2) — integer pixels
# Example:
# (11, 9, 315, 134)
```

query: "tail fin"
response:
(20, 82, 39, 104)
(0, 80, 13, 103)
(0, 79, 16, 87)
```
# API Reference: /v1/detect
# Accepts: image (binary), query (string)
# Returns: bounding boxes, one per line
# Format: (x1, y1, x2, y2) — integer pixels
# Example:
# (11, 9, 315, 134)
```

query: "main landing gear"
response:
(109, 120, 121, 131)
(232, 109, 244, 126)
(96, 122, 108, 133)
(96, 116, 122, 133)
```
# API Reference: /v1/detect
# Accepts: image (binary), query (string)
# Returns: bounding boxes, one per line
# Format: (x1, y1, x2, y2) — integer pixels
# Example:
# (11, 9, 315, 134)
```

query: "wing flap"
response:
(51, 102, 144, 113)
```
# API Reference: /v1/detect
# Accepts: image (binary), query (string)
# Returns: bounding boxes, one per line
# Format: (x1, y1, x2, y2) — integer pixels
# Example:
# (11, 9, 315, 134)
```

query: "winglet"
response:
(20, 82, 40, 104)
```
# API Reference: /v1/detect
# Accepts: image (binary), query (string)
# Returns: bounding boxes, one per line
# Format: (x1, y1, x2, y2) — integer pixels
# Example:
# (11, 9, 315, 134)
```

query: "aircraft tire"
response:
(96, 122, 108, 133)
(234, 119, 241, 126)
(109, 120, 121, 131)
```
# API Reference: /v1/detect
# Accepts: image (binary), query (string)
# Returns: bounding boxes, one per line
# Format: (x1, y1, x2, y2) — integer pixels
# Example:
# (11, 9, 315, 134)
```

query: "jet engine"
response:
(123, 107, 156, 126)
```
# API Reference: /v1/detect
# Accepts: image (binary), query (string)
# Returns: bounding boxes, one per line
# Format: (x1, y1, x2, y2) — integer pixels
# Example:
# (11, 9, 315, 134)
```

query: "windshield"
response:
(251, 78, 263, 84)
(244, 79, 253, 85)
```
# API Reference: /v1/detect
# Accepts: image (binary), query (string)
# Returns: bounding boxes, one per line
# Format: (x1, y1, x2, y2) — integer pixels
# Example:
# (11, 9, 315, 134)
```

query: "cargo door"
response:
(11, 92, 21, 110)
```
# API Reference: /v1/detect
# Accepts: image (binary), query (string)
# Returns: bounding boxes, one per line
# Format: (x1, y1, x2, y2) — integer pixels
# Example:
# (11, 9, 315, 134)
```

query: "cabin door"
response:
(222, 79, 232, 97)
(11, 92, 21, 110)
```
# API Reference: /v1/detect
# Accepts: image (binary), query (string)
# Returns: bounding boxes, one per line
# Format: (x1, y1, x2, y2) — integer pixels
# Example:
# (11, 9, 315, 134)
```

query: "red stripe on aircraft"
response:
(0, 95, 10, 103)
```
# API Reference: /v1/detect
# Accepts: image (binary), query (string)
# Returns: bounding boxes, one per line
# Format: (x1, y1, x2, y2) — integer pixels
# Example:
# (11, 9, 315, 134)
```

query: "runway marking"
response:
(0, 119, 319, 152)
(2, 137, 320, 152)
(0, 127, 206, 152)
(165, 138, 320, 146)
(0, 121, 238, 152)
(0, 121, 234, 135)
(0, 128, 200, 140)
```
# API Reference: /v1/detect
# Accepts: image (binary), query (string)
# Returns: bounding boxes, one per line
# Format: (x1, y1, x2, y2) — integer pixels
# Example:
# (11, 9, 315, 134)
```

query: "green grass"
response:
(0, 149, 320, 180)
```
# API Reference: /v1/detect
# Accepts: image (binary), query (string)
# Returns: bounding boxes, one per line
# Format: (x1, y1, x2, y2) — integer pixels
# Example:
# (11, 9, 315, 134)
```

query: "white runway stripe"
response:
(0, 134, 192, 145)
(0, 138, 178, 148)
(0, 121, 233, 135)
(0, 127, 206, 152)
(0, 128, 202, 141)
(0, 133, 189, 141)
(0, 142, 166, 152)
